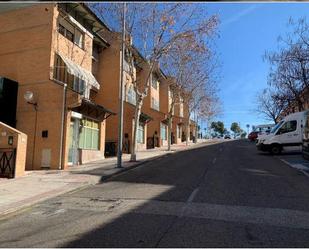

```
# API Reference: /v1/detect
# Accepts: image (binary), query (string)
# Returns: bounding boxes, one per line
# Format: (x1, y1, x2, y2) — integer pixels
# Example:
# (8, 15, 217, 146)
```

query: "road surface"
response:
(1, 140, 309, 247)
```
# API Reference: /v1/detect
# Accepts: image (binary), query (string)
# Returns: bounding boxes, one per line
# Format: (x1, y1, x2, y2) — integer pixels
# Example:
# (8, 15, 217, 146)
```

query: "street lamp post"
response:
(117, 2, 126, 168)
(24, 91, 38, 170)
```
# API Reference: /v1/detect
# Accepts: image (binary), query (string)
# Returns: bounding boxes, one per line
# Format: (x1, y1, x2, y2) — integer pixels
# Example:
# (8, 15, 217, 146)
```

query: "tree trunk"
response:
(167, 115, 172, 151)
(194, 117, 198, 143)
(185, 118, 190, 146)
(130, 99, 142, 162)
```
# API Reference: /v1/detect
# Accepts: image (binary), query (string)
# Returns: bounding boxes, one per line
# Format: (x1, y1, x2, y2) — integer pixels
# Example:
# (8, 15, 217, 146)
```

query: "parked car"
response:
(248, 131, 259, 142)
(224, 134, 231, 139)
(256, 110, 308, 155)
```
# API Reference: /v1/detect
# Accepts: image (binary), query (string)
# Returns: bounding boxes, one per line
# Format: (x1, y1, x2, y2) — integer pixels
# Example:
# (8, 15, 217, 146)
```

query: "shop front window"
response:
(79, 118, 100, 150)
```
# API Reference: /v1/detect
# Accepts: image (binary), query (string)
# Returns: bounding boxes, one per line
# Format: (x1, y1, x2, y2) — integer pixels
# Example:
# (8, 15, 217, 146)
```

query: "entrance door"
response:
(68, 119, 79, 165)
(0, 77, 18, 128)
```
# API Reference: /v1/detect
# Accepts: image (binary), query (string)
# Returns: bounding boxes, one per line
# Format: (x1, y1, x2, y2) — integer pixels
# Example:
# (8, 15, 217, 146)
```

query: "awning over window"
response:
(71, 99, 115, 122)
(161, 118, 169, 125)
(57, 53, 100, 90)
(139, 112, 153, 124)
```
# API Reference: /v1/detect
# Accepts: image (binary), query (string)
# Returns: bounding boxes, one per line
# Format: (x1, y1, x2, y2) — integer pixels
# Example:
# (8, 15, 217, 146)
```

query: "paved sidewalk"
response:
(0, 140, 219, 217)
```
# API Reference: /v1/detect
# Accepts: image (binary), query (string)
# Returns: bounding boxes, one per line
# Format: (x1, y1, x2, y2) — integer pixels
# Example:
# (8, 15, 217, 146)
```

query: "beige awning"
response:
(57, 53, 100, 90)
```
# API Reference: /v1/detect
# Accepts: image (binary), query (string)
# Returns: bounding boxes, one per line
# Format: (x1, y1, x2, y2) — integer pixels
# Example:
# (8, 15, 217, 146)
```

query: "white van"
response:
(256, 110, 308, 154)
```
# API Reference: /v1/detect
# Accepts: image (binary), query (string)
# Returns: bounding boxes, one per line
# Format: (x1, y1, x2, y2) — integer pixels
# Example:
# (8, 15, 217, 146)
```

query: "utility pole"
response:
(117, 2, 126, 168)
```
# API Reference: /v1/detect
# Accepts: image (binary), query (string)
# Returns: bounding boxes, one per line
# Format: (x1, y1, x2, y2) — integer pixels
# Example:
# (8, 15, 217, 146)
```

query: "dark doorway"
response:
(0, 77, 18, 128)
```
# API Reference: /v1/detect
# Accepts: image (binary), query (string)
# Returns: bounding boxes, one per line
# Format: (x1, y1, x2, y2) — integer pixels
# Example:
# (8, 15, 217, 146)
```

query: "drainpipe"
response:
(59, 83, 67, 170)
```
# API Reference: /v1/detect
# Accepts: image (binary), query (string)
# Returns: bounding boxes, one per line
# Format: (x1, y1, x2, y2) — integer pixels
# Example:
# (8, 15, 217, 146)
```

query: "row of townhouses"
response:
(0, 3, 197, 172)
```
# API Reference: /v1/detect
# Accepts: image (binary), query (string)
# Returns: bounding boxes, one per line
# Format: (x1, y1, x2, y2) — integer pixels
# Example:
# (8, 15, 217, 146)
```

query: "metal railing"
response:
(0, 148, 16, 178)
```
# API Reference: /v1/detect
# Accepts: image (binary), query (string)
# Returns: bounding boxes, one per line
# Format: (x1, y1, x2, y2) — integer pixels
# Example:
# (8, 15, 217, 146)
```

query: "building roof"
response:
(59, 3, 111, 48)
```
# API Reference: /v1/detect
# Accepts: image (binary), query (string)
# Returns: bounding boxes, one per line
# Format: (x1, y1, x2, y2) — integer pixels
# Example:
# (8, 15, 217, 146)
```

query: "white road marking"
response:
(38, 196, 309, 230)
(212, 157, 217, 164)
(279, 158, 309, 177)
(132, 199, 309, 230)
(301, 170, 309, 178)
(180, 187, 200, 217)
(187, 188, 199, 203)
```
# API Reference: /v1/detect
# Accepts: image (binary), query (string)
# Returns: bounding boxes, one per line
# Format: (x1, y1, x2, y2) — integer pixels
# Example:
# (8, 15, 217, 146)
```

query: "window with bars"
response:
(79, 118, 100, 150)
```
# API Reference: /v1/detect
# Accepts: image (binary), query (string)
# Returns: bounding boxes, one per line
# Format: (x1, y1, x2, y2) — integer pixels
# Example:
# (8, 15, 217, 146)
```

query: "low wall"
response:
(79, 149, 105, 164)
(0, 122, 27, 178)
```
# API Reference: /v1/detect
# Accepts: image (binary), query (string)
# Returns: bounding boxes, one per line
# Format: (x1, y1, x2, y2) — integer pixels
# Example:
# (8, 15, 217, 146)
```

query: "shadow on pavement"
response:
(60, 141, 228, 247)
(8, 139, 309, 248)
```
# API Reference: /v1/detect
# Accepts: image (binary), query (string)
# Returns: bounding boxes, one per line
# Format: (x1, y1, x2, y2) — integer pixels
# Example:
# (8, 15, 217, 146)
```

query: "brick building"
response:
(0, 2, 197, 172)
(0, 3, 114, 170)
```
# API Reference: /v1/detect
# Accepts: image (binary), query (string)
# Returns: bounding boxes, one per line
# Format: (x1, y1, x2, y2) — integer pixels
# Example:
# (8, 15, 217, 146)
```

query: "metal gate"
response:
(0, 148, 16, 178)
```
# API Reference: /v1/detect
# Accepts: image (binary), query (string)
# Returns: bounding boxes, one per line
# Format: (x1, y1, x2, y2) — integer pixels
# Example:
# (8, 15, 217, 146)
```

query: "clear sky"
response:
(203, 2, 309, 133)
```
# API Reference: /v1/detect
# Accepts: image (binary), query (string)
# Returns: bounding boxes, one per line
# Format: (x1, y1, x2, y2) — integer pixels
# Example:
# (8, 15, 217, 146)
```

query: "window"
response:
(137, 122, 145, 144)
(58, 16, 84, 49)
(79, 118, 100, 150)
(74, 29, 83, 48)
(54, 54, 85, 95)
(161, 123, 167, 140)
(168, 87, 173, 99)
(124, 49, 135, 73)
(127, 85, 136, 105)
(151, 97, 160, 111)
(177, 125, 182, 139)
(179, 102, 183, 117)
(277, 120, 297, 135)
(59, 23, 74, 42)
(73, 77, 85, 95)
(152, 75, 158, 90)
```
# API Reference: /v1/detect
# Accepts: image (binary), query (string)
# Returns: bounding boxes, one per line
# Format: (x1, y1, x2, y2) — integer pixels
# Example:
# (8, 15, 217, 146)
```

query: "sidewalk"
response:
(0, 139, 218, 217)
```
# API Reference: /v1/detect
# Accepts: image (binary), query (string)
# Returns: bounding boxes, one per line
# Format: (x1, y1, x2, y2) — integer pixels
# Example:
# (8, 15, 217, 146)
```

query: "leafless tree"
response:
(255, 88, 285, 124)
(264, 17, 309, 114)
(89, 3, 219, 159)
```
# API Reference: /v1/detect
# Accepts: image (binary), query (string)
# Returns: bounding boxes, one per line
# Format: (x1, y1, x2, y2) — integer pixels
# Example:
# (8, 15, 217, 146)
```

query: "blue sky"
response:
(203, 2, 309, 133)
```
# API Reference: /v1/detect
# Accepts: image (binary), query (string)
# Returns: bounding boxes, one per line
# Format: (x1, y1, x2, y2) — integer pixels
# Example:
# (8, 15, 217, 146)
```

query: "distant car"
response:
(224, 134, 231, 139)
(248, 131, 259, 142)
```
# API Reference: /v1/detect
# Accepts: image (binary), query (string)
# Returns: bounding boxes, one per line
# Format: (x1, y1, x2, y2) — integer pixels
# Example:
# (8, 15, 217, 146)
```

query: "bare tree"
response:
(162, 41, 219, 148)
(89, 3, 219, 159)
(264, 17, 309, 114)
(255, 88, 285, 124)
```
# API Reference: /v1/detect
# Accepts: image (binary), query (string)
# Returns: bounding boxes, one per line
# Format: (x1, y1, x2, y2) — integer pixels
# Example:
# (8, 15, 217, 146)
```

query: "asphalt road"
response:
(2, 140, 309, 247)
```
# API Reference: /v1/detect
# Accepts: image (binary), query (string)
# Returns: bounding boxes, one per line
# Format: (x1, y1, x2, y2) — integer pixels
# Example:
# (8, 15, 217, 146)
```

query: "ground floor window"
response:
(137, 122, 145, 144)
(79, 118, 100, 150)
(161, 123, 167, 141)
(177, 125, 182, 139)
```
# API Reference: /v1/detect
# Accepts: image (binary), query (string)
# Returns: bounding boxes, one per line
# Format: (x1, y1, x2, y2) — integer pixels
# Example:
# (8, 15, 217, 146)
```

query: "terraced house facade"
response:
(0, 2, 197, 174)
(0, 3, 114, 170)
